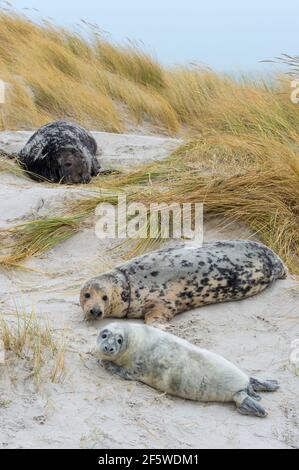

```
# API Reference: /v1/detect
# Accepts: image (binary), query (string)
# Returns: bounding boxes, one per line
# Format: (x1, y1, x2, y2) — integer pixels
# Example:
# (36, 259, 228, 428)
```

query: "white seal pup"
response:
(80, 240, 287, 325)
(96, 322, 279, 417)
(18, 120, 101, 183)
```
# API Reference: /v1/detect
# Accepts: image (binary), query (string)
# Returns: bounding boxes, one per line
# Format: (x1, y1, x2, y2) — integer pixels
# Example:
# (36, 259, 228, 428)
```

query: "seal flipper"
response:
(234, 391, 268, 418)
(144, 301, 176, 327)
(101, 360, 135, 381)
(250, 377, 279, 392)
(247, 384, 261, 401)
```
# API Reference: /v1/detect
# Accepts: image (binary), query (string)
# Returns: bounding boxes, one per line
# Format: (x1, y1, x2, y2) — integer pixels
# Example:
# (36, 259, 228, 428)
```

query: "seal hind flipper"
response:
(247, 384, 262, 401)
(234, 391, 268, 418)
(250, 377, 280, 392)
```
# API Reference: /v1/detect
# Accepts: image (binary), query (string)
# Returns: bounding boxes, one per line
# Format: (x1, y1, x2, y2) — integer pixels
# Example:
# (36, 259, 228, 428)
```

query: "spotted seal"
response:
(18, 120, 101, 183)
(97, 322, 279, 417)
(80, 240, 287, 325)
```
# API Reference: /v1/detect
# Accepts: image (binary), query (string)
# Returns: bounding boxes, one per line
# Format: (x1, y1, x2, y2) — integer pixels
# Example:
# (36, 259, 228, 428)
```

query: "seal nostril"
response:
(89, 308, 102, 318)
(109, 347, 114, 353)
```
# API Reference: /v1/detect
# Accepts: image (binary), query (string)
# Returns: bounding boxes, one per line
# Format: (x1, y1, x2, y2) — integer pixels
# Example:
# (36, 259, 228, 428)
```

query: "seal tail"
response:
(233, 391, 268, 418)
(250, 377, 280, 392)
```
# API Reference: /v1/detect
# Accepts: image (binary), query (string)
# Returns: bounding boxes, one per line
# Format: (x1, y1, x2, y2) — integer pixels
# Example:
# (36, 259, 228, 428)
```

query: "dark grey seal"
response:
(18, 120, 101, 183)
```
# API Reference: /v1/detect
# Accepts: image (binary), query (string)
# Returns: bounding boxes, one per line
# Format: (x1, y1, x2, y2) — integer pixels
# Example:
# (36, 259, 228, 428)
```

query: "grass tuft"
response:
(0, 308, 66, 386)
(0, 216, 84, 266)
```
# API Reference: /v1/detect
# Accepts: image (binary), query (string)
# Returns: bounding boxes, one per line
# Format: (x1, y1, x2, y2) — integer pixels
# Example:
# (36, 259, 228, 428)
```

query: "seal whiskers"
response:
(233, 391, 268, 418)
(18, 120, 101, 184)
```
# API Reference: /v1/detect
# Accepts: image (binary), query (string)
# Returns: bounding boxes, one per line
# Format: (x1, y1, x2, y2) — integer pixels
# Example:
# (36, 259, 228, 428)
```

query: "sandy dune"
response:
(0, 131, 298, 449)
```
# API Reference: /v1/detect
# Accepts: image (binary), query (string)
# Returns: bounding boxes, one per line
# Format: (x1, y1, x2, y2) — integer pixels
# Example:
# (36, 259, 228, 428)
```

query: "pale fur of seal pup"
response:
(96, 322, 279, 417)
(18, 120, 101, 183)
(80, 240, 287, 325)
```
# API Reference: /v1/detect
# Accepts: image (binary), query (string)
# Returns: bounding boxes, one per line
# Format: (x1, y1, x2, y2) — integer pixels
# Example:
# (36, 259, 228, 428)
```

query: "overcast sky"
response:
(6, 0, 298, 72)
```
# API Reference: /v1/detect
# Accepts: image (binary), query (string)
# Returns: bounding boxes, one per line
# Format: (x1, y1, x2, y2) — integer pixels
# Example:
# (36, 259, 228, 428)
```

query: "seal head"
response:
(52, 145, 93, 184)
(97, 325, 128, 359)
(18, 120, 101, 184)
(80, 271, 130, 321)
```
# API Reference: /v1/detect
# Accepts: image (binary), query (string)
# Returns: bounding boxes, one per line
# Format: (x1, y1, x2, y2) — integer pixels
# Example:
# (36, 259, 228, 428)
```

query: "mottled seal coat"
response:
(97, 322, 279, 417)
(80, 240, 287, 325)
(18, 120, 101, 183)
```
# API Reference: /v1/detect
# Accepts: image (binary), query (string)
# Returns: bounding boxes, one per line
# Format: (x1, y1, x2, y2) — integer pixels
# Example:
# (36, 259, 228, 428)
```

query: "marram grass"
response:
(0, 12, 299, 273)
(0, 216, 83, 266)
(0, 308, 66, 386)
(1, 136, 299, 273)
(0, 150, 24, 176)
(1, 11, 299, 139)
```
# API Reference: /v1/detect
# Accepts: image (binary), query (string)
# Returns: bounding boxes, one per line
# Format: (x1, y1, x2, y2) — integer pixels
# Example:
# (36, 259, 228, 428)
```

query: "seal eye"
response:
(117, 336, 123, 345)
(102, 295, 108, 302)
(84, 293, 91, 299)
(102, 333, 107, 339)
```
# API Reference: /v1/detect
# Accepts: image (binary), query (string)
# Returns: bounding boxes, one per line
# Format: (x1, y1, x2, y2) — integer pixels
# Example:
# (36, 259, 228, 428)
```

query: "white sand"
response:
(0, 131, 299, 449)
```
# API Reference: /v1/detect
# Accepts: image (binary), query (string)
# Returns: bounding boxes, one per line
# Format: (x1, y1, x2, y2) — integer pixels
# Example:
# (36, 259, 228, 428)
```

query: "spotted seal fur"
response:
(18, 120, 101, 183)
(80, 240, 287, 325)
(97, 322, 279, 417)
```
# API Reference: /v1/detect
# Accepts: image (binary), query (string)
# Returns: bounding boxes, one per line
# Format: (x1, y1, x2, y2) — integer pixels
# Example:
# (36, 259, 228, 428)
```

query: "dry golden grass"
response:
(0, 11, 178, 133)
(167, 132, 299, 175)
(96, 39, 166, 90)
(118, 135, 299, 269)
(0, 11, 298, 273)
(164, 68, 299, 142)
(152, 167, 299, 273)
(0, 150, 24, 175)
(0, 308, 66, 386)
(1, 11, 299, 138)
(2, 135, 298, 273)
